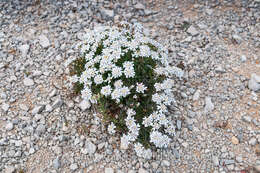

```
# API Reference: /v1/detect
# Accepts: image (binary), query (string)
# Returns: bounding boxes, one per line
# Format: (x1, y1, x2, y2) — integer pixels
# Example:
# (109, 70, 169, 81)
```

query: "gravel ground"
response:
(0, 0, 260, 173)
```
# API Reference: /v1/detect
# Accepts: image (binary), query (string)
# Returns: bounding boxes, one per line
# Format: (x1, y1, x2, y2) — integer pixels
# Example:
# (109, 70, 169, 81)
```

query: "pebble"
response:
(176, 120, 182, 130)
(224, 159, 235, 165)
(102, 9, 114, 18)
(79, 100, 91, 111)
(23, 78, 34, 86)
(187, 26, 199, 36)
(242, 115, 252, 123)
(32, 105, 45, 115)
(2, 103, 9, 112)
(248, 73, 260, 92)
(231, 136, 239, 145)
(204, 97, 214, 113)
(36, 124, 46, 135)
(240, 55, 247, 62)
(19, 44, 29, 57)
(53, 157, 61, 169)
(193, 90, 200, 101)
(134, 3, 145, 10)
(52, 98, 63, 109)
(105, 168, 114, 173)
(162, 160, 170, 167)
(19, 104, 29, 112)
(212, 156, 219, 166)
(232, 34, 243, 44)
(6, 122, 14, 131)
(5, 166, 15, 173)
(249, 137, 257, 146)
(70, 163, 78, 171)
(39, 35, 50, 48)
(83, 141, 96, 155)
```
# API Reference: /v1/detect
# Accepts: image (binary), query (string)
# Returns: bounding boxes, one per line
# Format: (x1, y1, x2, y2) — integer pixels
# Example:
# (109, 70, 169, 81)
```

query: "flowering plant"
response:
(66, 22, 183, 159)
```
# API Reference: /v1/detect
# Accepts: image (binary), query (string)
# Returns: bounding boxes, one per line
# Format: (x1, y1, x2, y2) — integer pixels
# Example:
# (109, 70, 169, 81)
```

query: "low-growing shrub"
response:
(66, 22, 183, 159)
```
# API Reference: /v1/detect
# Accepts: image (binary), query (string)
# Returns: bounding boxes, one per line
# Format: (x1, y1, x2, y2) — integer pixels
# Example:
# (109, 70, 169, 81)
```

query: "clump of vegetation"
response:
(66, 22, 183, 159)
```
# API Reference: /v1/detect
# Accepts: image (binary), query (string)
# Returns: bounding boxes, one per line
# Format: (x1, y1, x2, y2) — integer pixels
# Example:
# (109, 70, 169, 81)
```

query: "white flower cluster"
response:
(67, 22, 183, 159)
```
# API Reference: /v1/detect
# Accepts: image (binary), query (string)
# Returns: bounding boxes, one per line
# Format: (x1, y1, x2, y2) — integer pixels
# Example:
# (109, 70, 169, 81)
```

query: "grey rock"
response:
(19, 44, 29, 57)
(204, 97, 214, 112)
(177, 120, 182, 130)
(102, 9, 114, 18)
(224, 159, 235, 165)
(53, 157, 61, 169)
(23, 78, 34, 86)
(235, 156, 243, 163)
(45, 104, 53, 112)
(212, 156, 219, 166)
(206, 9, 213, 15)
(215, 66, 226, 73)
(70, 163, 78, 171)
(242, 115, 252, 123)
(241, 55, 247, 62)
(52, 98, 63, 109)
(193, 90, 200, 101)
(162, 160, 170, 167)
(36, 124, 46, 135)
(138, 168, 148, 173)
(19, 104, 29, 112)
(2, 103, 9, 112)
(82, 140, 96, 155)
(248, 73, 260, 92)
(232, 34, 242, 44)
(32, 105, 45, 115)
(105, 168, 114, 173)
(39, 35, 50, 48)
(187, 26, 199, 36)
(5, 166, 15, 173)
(6, 122, 14, 131)
(249, 137, 257, 146)
(79, 100, 91, 111)
(134, 3, 145, 9)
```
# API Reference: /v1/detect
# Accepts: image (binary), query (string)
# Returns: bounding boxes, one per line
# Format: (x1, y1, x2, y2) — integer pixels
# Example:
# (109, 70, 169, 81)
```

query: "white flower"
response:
(123, 61, 134, 69)
(112, 66, 122, 78)
(120, 86, 130, 97)
(152, 93, 162, 104)
(94, 74, 103, 84)
(127, 108, 136, 116)
(101, 85, 112, 96)
(108, 122, 116, 134)
(124, 68, 135, 78)
(111, 88, 121, 100)
(142, 116, 153, 127)
(121, 134, 130, 149)
(69, 75, 78, 83)
(150, 130, 170, 148)
(114, 80, 123, 88)
(136, 83, 147, 93)
(81, 87, 92, 101)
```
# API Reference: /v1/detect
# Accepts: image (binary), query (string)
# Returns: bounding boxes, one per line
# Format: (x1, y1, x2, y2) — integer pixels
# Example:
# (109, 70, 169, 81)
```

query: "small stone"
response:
(242, 115, 252, 123)
(193, 90, 200, 101)
(249, 138, 257, 146)
(254, 165, 260, 172)
(102, 9, 114, 18)
(52, 98, 63, 109)
(204, 97, 214, 113)
(53, 157, 61, 169)
(31, 105, 45, 115)
(248, 73, 260, 92)
(5, 166, 15, 173)
(215, 66, 226, 73)
(19, 44, 29, 57)
(70, 163, 78, 171)
(231, 136, 239, 145)
(79, 100, 91, 111)
(162, 160, 170, 167)
(83, 140, 96, 155)
(39, 35, 50, 48)
(224, 159, 235, 165)
(138, 168, 148, 173)
(19, 104, 29, 112)
(232, 34, 243, 44)
(151, 162, 159, 169)
(182, 142, 188, 148)
(206, 9, 213, 15)
(29, 147, 35, 154)
(241, 55, 247, 62)
(212, 156, 219, 166)
(105, 168, 114, 173)
(134, 3, 145, 9)
(6, 122, 14, 131)
(187, 26, 199, 36)
(176, 120, 182, 130)
(2, 103, 9, 112)
(23, 78, 34, 86)
(49, 89, 57, 97)
(36, 124, 46, 135)
(236, 156, 243, 163)
(45, 104, 53, 112)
